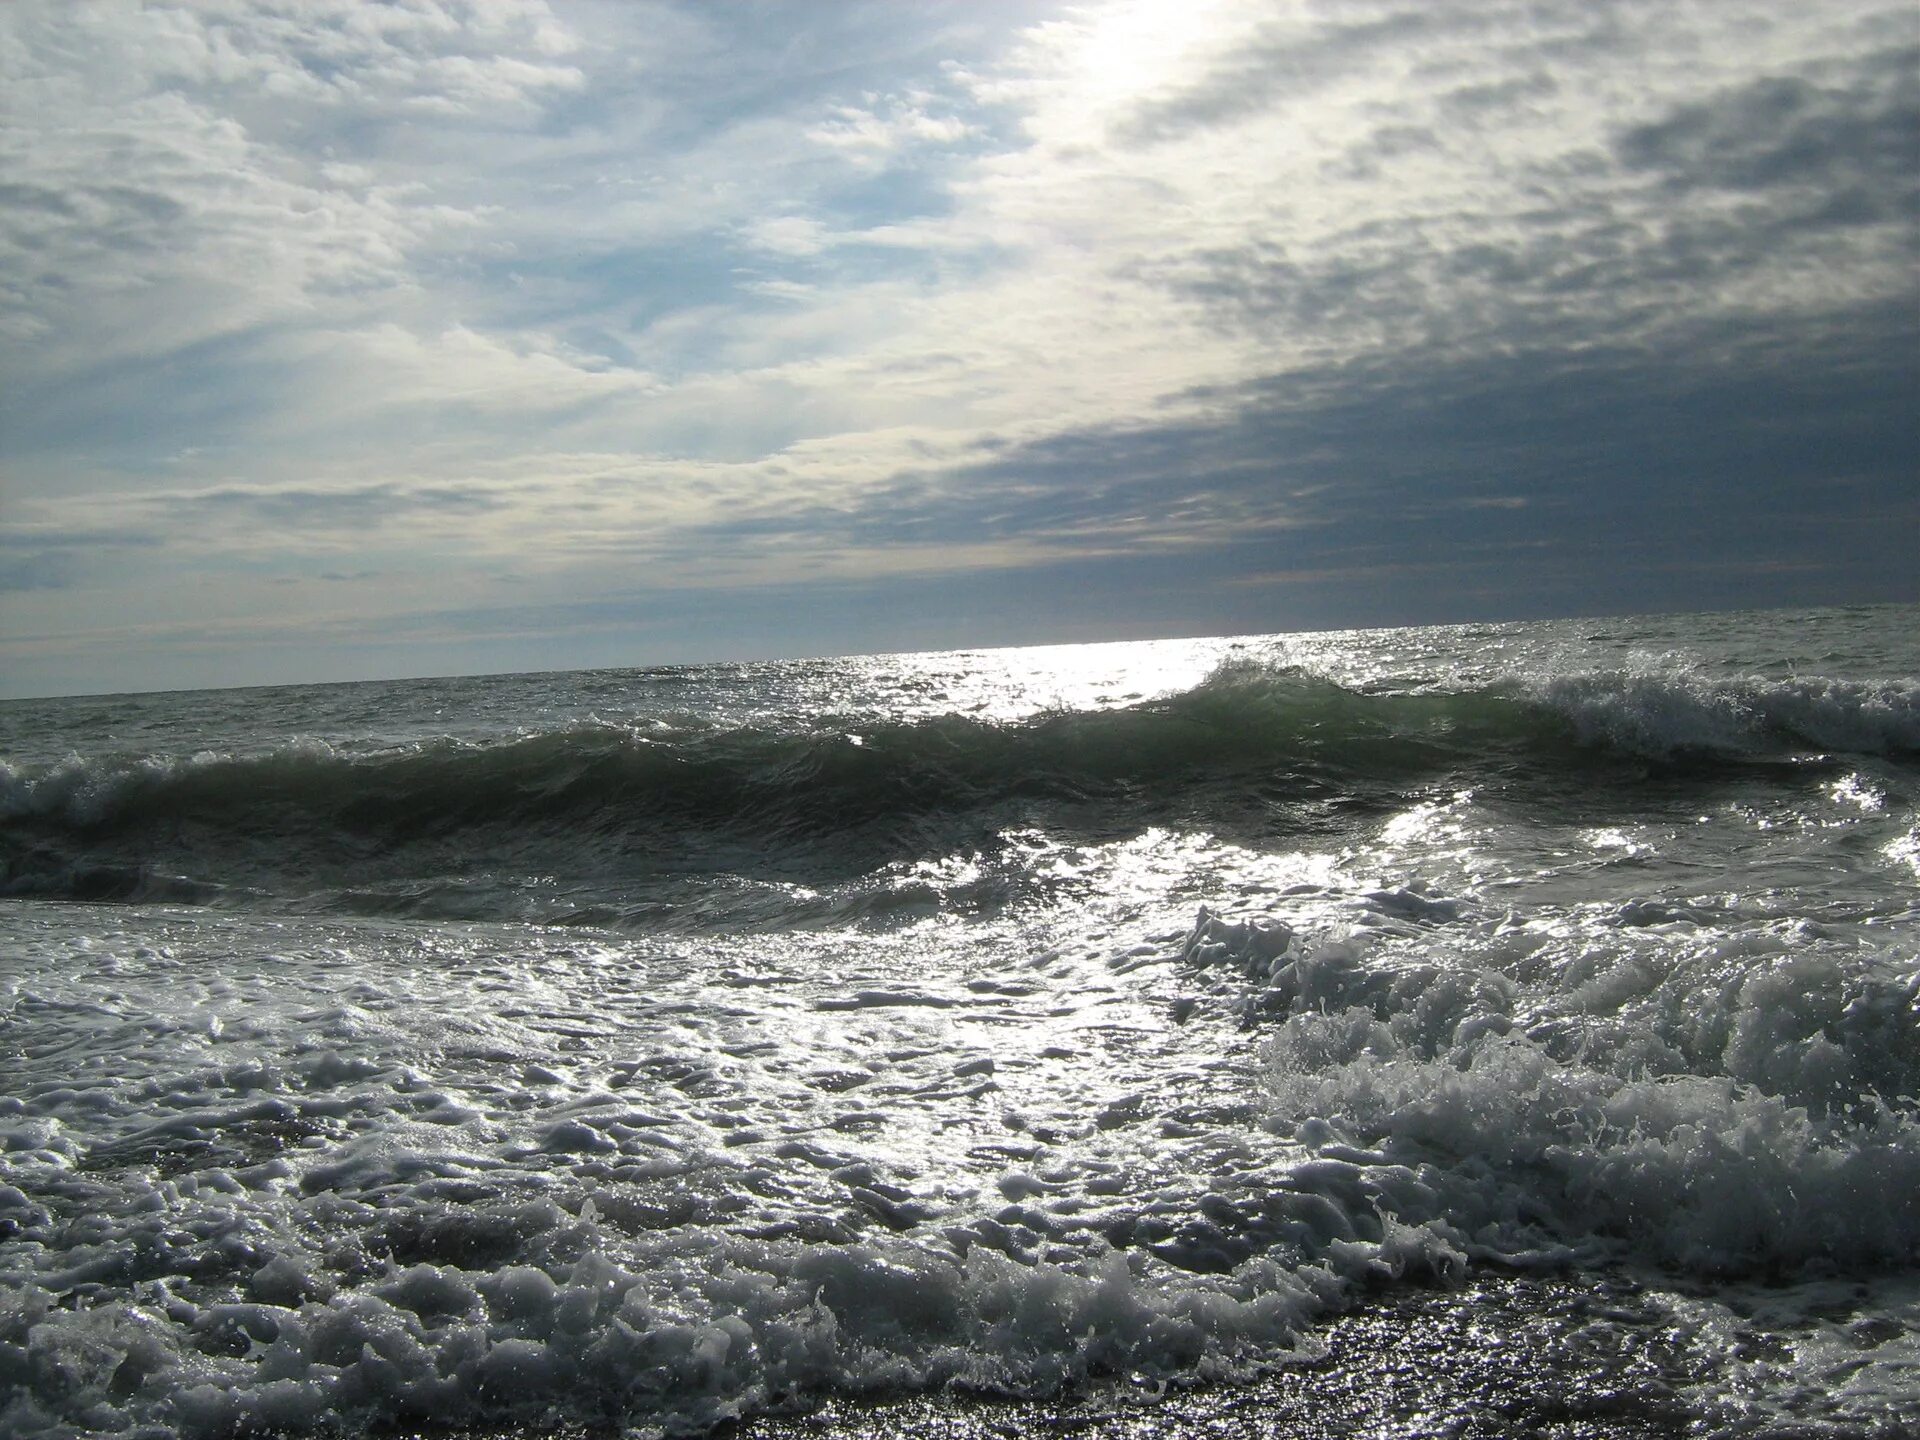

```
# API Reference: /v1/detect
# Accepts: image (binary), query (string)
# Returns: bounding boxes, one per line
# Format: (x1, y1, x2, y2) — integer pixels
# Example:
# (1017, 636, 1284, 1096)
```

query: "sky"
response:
(0, 0, 1915, 697)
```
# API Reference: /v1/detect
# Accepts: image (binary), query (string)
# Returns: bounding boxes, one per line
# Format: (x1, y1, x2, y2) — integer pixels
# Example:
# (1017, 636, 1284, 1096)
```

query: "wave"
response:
(1530, 669, 1920, 758)
(4, 664, 1914, 915)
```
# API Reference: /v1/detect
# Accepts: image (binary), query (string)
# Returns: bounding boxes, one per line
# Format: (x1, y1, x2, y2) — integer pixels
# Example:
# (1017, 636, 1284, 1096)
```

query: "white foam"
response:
(0, 1228, 1350, 1437)
(1166, 900, 1920, 1275)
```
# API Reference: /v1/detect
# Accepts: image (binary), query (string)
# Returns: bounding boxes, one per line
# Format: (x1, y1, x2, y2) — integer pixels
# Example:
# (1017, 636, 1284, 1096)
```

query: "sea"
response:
(2, 604, 1917, 1439)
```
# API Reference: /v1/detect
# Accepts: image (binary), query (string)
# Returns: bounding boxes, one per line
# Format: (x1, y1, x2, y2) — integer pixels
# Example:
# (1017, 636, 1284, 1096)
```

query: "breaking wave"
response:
(4, 664, 1914, 916)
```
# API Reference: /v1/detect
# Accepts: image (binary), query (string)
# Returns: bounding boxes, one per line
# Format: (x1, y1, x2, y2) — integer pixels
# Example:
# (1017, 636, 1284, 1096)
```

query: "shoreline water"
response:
(370, 1267, 1920, 1438)
(727, 1272, 1694, 1440)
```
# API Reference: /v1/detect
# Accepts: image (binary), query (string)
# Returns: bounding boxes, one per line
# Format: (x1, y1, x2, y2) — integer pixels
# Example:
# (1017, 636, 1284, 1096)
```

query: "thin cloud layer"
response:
(0, 0, 1912, 695)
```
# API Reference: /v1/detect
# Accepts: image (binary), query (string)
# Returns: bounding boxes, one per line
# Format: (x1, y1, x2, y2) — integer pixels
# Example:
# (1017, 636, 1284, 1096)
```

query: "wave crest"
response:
(4, 662, 1913, 915)
(1533, 671, 1920, 757)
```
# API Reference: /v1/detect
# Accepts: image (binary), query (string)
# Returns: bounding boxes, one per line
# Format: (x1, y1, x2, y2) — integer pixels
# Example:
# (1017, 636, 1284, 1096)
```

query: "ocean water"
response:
(2, 604, 1917, 1438)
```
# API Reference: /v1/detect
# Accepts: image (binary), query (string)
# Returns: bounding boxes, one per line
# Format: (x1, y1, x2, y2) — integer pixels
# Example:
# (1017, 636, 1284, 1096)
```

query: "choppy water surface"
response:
(2, 605, 1917, 1436)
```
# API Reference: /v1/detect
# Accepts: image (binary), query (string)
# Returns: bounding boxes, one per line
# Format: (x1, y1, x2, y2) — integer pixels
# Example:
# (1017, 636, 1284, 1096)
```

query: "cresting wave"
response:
(4, 663, 1915, 916)
(1529, 669, 1920, 759)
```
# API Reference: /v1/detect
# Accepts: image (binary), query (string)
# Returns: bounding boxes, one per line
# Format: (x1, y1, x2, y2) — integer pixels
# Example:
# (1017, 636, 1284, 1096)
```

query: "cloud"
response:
(0, 0, 608, 434)
(165, 480, 507, 528)
(0, 551, 74, 593)
(1109, 4, 1442, 147)
(739, 215, 834, 259)
(1615, 53, 1920, 197)
(1065, 4, 1920, 379)
(0, 0, 1913, 695)
(0, 522, 165, 594)
(806, 92, 981, 162)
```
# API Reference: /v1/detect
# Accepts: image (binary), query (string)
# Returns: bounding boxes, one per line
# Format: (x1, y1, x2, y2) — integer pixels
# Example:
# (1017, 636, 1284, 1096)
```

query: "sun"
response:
(1022, 0, 1257, 141)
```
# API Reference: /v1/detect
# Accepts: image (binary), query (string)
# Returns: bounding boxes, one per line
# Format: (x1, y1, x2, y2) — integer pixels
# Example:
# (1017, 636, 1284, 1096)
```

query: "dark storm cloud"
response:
(1615, 51, 1920, 198)
(666, 285, 1917, 621)
(637, 417, 1285, 565)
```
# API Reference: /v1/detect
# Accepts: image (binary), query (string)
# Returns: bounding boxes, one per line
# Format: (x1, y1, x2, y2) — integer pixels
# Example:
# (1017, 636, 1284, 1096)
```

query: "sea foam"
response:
(1181, 904, 1920, 1274)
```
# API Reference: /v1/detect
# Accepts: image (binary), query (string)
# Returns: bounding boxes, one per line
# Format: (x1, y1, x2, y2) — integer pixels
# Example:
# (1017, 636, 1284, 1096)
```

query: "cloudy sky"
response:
(1, 0, 1914, 696)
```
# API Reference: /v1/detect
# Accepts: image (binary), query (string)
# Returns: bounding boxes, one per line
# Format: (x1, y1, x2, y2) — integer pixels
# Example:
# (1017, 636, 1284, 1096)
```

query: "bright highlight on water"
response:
(3, 605, 1917, 1436)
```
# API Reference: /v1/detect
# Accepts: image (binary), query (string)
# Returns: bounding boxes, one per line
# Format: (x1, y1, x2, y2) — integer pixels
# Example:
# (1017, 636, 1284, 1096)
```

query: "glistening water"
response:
(3, 605, 1917, 1436)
